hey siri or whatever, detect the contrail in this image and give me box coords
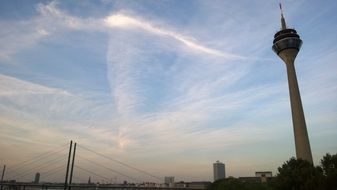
[104,13,242,59]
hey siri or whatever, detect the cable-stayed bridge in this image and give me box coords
[1,141,205,190]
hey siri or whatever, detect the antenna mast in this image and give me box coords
[279,3,287,30]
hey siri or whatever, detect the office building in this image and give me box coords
[213,160,225,181]
[34,172,40,183]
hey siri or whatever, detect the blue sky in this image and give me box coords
[1,0,337,183]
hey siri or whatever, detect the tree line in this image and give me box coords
[209,153,337,190]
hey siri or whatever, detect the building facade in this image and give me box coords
[213,161,225,181]
[255,171,272,178]
[34,172,40,183]
[164,176,174,187]
[255,171,272,183]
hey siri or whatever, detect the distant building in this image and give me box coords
[255,171,272,183]
[238,177,261,183]
[188,182,212,190]
[255,171,272,177]
[175,181,211,190]
[34,172,40,183]
[164,176,174,187]
[239,171,273,183]
[174,181,187,188]
[213,161,225,181]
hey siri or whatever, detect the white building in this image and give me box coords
[255,171,272,177]
[255,171,272,183]
[213,161,225,181]
[164,176,174,187]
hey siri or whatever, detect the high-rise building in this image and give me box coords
[272,4,313,164]
[34,172,40,183]
[213,161,225,181]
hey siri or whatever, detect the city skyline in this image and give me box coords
[1,0,337,182]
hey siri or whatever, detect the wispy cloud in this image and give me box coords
[0,1,243,60]
[104,13,242,58]
[0,73,126,154]
[0,1,101,59]
[0,74,71,96]
[1,0,337,181]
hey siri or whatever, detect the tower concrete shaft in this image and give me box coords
[272,4,313,164]
[279,49,313,164]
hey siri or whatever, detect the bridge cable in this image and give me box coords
[74,165,111,182]
[8,143,68,172]
[76,155,141,183]
[16,155,67,180]
[42,164,68,182]
[7,153,67,180]
[77,145,162,181]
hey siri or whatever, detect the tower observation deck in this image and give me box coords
[272,4,313,164]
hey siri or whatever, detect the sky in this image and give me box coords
[1,0,337,183]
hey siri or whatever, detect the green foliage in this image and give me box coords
[210,177,244,190]
[321,153,337,190]
[274,157,324,190]
[242,181,274,190]
[209,177,274,190]
[209,153,337,190]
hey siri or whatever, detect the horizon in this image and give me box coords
[1,0,337,183]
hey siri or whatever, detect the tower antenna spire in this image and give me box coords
[273,2,313,164]
[279,3,287,30]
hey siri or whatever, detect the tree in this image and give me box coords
[274,157,324,190]
[209,177,274,190]
[209,154,337,190]
[321,153,337,190]
[210,177,244,190]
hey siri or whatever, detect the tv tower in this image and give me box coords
[272,4,313,164]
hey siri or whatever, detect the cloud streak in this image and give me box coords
[104,13,242,58]
[0,1,243,60]
[1,0,337,181]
